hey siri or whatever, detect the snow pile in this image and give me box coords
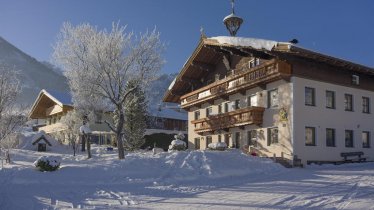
[210,36,278,51]
[208,142,227,150]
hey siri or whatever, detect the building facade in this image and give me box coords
[29,89,187,146]
[163,36,374,165]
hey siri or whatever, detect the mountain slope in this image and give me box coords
[0,37,68,105]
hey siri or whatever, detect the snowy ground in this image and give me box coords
[1,146,374,209]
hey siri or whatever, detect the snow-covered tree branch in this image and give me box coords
[0,64,25,163]
[53,22,165,159]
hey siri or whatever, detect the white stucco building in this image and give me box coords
[163,36,374,166]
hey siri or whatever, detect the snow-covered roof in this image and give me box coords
[209,36,279,51]
[149,108,187,121]
[44,89,73,106]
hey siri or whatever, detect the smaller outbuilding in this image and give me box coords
[31,132,54,152]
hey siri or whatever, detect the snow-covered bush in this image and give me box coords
[34,156,61,172]
[208,142,227,151]
[168,140,186,151]
[168,132,187,151]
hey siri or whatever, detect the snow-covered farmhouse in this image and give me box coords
[163,35,374,166]
[29,89,187,148]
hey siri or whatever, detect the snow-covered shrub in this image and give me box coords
[208,142,227,151]
[168,140,186,151]
[34,156,61,172]
[174,132,185,141]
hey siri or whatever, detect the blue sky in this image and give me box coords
[0,0,373,74]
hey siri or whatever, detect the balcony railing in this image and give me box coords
[191,106,265,134]
[181,59,291,108]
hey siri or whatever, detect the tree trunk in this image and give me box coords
[86,134,91,159]
[81,135,86,152]
[5,150,10,164]
[116,109,125,159]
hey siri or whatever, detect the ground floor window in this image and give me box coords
[362,131,370,148]
[218,134,221,143]
[206,136,212,148]
[247,130,257,147]
[267,127,278,146]
[345,130,354,147]
[326,128,335,147]
[305,127,316,146]
[194,138,200,149]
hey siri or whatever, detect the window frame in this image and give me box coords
[326,90,335,109]
[268,89,279,108]
[345,130,354,148]
[362,97,370,114]
[267,127,279,146]
[305,127,316,146]
[206,107,212,117]
[305,87,316,106]
[344,94,354,111]
[326,128,336,147]
[194,111,200,120]
[362,131,370,148]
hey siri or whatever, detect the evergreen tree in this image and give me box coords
[123,80,147,150]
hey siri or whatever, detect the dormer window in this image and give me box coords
[352,75,359,85]
[249,58,260,68]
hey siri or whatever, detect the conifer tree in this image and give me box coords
[123,80,147,150]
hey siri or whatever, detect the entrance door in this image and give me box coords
[235,132,241,149]
[224,134,230,147]
[194,138,200,150]
[38,143,46,152]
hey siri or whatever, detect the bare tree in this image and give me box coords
[0,64,24,163]
[53,22,165,159]
[59,110,81,156]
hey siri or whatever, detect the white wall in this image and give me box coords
[292,77,374,164]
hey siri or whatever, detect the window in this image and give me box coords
[362,131,370,148]
[218,134,222,143]
[218,104,222,114]
[234,132,241,148]
[305,87,315,106]
[249,58,260,68]
[268,89,278,108]
[247,130,257,147]
[305,127,316,146]
[267,127,278,146]
[206,136,212,148]
[326,128,335,147]
[363,97,370,113]
[194,111,200,120]
[344,94,353,111]
[206,107,212,117]
[326,91,335,109]
[247,94,257,107]
[352,75,360,85]
[234,99,240,110]
[224,102,229,113]
[345,130,354,147]
[95,112,103,124]
[194,138,200,149]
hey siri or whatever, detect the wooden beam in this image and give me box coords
[191,61,215,72]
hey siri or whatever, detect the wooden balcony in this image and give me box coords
[181,59,291,108]
[191,106,265,134]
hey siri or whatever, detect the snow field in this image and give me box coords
[1,146,374,209]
